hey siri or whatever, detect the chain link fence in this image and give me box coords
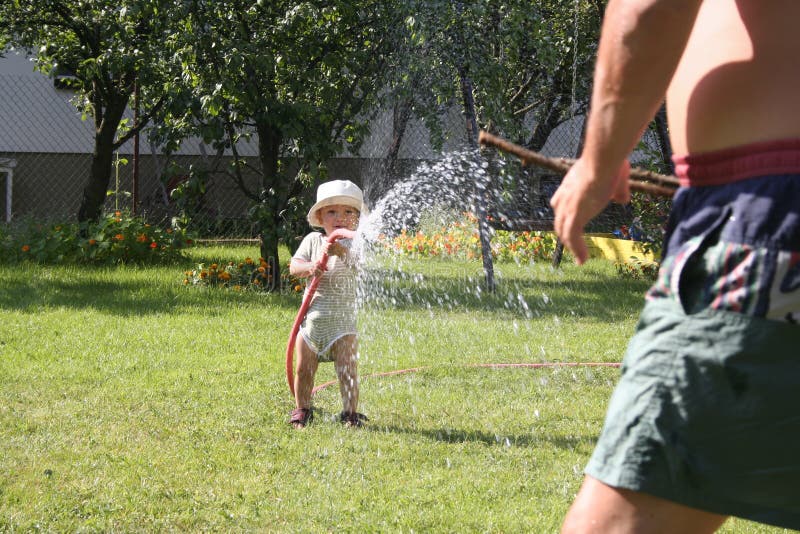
[0,58,668,240]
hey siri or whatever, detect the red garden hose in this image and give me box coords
[286,228,357,397]
[310,362,621,395]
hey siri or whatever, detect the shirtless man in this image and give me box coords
[551,1,800,532]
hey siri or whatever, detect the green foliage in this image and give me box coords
[163,162,209,233]
[158,1,402,187]
[628,129,675,259]
[397,0,603,147]
[0,211,192,265]
[184,255,305,293]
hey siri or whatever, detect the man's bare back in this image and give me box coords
[668,0,800,154]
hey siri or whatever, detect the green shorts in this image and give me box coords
[586,298,800,529]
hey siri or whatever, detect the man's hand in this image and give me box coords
[550,159,630,265]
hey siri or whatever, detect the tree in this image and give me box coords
[1,0,175,223]
[375,1,604,285]
[157,0,403,289]
[392,0,603,151]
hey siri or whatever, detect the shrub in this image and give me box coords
[0,211,192,265]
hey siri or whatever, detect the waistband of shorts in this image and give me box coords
[672,138,800,187]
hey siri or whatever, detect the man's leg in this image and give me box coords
[561,475,727,534]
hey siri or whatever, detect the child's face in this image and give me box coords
[317,204,359,233]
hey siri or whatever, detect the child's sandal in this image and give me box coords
[339,411,368,428]
[289,407,313,429]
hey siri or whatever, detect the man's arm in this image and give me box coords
[550,0,702,264]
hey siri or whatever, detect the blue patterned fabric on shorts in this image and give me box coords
[586,173,800,529]
[647,173,800,323]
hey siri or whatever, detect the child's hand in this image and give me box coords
[326,242,348,259]
[310,260,326,279]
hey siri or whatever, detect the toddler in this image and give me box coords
[288,180,367,429]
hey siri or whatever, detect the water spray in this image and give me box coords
[478,130,679,198]
[285,227,357,397]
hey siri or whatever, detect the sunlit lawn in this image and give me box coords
[0,246,787,532]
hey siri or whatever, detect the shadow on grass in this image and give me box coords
[362,264,650,321]
[287,406,597,451]
[311,365,616,451]
[0,265,301,316]
[366,423,597,451]
[0,255,648,320]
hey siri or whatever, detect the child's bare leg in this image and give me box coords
[332,335,359,414]
[294,337,319,411]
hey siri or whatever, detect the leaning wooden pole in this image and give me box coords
[478,130,679,198]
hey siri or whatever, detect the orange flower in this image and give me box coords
[149,242,157,249]
[136,233,148,243]
[114,211,121,217]
[21,244,30,252]
[114,233,125,241]
[88,239,97,246]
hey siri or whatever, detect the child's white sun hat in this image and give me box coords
[306,179,368,228]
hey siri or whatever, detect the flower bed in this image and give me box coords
[184,257,305,293]
[383,212,558,263]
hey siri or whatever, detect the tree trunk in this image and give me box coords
[77,96,130,222]
[458,65,495,293]
[654,104,674,174]
[256,120,284,291]
[527,61,573,152]
[375,95,414,202]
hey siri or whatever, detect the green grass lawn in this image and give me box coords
[0,246,790,532]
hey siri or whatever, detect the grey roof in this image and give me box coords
[0,73,96,154]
